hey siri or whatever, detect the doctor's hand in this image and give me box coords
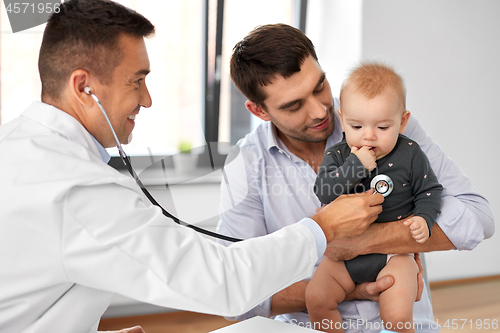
[312,190,383,244]
[98,326,145,333]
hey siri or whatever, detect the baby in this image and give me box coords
[306,63,443,333]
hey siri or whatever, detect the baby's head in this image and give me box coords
[339,62,410,160]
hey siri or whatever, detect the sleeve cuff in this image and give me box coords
[224,297,272,321]
[298,217,327,259]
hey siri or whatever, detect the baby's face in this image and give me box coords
[339,88,409,160]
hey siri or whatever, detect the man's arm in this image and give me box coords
[270,281,308,316]
[357,219,455,256]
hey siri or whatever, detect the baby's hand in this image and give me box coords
[351,146,377,171]
[404,216,430,243]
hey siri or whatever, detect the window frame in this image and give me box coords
[110,0,308,170]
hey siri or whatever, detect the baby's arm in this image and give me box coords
[314,144,370,204]
[351,145,377,171]
[409,143,443,241]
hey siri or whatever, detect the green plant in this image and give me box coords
[178,140,192,153]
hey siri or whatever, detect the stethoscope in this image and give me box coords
[371,174,394,197]
[84,87,242,242]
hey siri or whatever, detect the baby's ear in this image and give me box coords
[337,108,345,130]
[399,110,411,134]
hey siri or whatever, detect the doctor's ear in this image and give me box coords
[245,100,270,121]
[69,70,94,106]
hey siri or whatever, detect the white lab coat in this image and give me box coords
[0,102,321,333]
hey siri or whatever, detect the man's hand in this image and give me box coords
[351,146,377,171]
[312,190,383,243]
[99,326,145,333]
[345,254,424,303]
[414,253,424,302]
[345,275,394,302]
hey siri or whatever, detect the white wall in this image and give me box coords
[308,0,499,282]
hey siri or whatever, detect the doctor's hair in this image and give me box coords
[38,0,155,101]
[230,23,318,109]
[340,62,407,109]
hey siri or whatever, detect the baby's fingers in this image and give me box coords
[411,228,429,243]
[403,217,414,227]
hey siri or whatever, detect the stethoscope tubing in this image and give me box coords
[91,91,242,243]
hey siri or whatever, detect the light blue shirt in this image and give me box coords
[90,135,111,164]
[217,97,494,332]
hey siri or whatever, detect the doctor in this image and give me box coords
[0,1,385,332]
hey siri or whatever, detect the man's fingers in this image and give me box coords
[414,253,424,301]
[416,272,424,302]
[414,253,423,273]
[372,275,394,294]
[316,205,326,214]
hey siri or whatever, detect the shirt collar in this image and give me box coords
[90,135,111,164]
[266,122,281,152]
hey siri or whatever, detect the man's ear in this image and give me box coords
[245,100,270,121]
[399,110,411,134]
[69,69,94,107]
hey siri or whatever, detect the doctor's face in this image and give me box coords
[258,56,335,144]
[93,34,152,147]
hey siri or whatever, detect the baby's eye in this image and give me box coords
[378,126,389,130]
[352,125,361,129]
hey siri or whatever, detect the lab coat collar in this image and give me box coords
[21,101,105,164]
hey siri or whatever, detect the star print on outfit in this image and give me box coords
[314,134,443,283]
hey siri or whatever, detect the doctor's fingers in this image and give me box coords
[321,194,382,239]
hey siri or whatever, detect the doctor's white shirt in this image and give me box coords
[217,97,495,332]
[0,101,329,333]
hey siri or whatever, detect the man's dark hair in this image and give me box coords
[38,0,155,101]
[230,23,318,108]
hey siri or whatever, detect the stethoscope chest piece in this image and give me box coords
[370,174,393,197]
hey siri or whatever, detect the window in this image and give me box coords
[0,0,307,159]
[216,0,307,146]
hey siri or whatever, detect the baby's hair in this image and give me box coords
[340,62,406,109]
